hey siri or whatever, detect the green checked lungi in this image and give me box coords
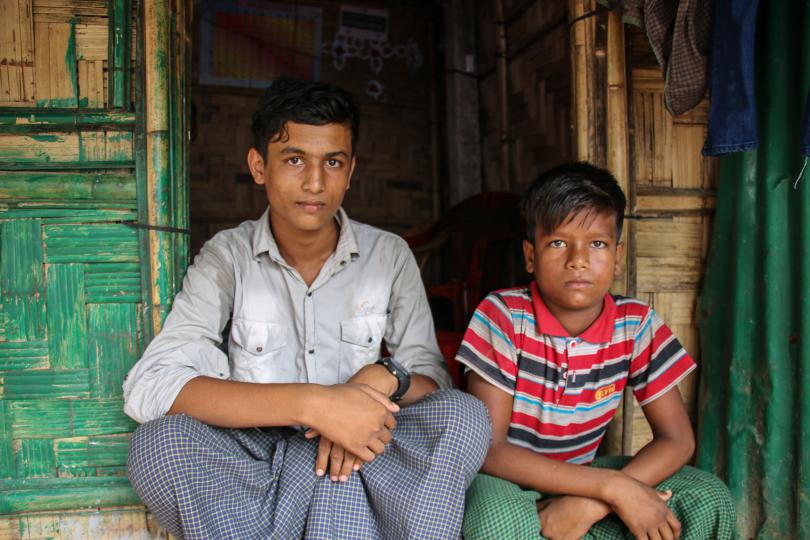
[463,456,735,540]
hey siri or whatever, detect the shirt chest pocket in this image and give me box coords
[339,314,387,382]
[229,319,293,383]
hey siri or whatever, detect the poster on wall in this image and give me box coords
[199,1,322,88]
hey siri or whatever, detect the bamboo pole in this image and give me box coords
[109,0,132,108]
[144,0,174,336]
[494,0,511,191]
[605,10,637,456]
[428,15,441,218]
[568,0,598,163]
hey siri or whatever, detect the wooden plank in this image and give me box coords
[672,124,706,188]
[636,220,704,259]
[45,264,87,369]
[75,23,107,61]
[77,59,105,107]
[55,434,130,472]
[651,94,672,186]
[0,0,21,103]
[5,509,156,539]
[85,263,141,303]
[0,341,49,371]
[636,193,715,213]
[0,133,79,162]
[0,172,136,201]
[50,22,77,106]
[104,131,133,161]
[0,109,136,132]
[17,439,56,478]
[88,303,138,398]
[0,220,46,341]
[44,223,139,263]
[636,256,703,291]
[1,370,90,399]
[70,399,137,436]
[0,208,137,222]
[0,401,13,478]
[19,0,35,103]
[33,21,51,105]
[647,291,698,326]
[10,399,71,438]
[0,477,138,514]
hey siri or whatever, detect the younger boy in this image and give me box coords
[457,163,734,539]
[123,78,490,539]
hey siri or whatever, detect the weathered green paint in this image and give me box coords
[0,160,136,171]
[88,303,138,397]
[69,399,137,436]
[2,371,90,400]
[0,208,137,222]
[85,263,142,303]
[44,224,139,263]
[67,20,79,108]
[109,0,133,109]
[0,110,136,133]
[0,172,136,201]
[9,399,135,440]
[0,478,138,515]
[0,134,131,164]
[0,401,13,478]
[0,220,46,341]
[17,439,56,479]
[45,264,87,370]
[55,435,131,470]
[696,2,810,538]
[9,400,72,439]
[0,341,49,371]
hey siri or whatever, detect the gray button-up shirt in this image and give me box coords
[123,208,451,423]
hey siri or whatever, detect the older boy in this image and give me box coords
[123,78,490,539]
[458,163,734,539]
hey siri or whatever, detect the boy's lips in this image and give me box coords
[565,279,592,289]
[296,201,326,213]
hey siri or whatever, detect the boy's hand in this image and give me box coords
[606,476,681,540]
[346,363,399,397]
[537,495,610,540]
[305,383,398,476]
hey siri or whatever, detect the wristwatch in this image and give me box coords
[375,356,411,402]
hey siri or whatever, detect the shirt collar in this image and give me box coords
[252,207,360,265]
[529,281,616,343]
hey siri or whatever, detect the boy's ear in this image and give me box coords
[614,241,625,275]
[247,148,267,185]
[522,239,536,274]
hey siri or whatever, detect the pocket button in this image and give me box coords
[256,346,263,352]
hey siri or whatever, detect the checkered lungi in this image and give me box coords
[128,389,491,540]
[463,456,735,540]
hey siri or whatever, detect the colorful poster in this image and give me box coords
[199,1,322,88]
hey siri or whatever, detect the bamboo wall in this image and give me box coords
[189,0,439,255]
[475,0,573,193]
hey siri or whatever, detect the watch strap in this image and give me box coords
[375,356,411,402]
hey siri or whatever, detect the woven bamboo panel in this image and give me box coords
[0,508,169,540]
[626,65,717,454]
[0,0,136,108]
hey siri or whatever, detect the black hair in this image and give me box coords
[521,162,626,241]
[251,77,360,158]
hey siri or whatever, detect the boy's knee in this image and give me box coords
[128,414,204,484]
[423,390,492,467]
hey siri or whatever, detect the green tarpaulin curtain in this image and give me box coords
[696,1,810,538]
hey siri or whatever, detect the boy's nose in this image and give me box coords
[302,167,325,193]
[566,247,589,269]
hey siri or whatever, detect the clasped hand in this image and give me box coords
[305,366,399,481]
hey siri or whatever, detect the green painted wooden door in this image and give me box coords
[0,0,189,526]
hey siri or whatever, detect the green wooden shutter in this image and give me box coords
[0,0,189,526]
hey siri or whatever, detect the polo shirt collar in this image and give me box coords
[251,207,360,265]
[529,281,616,343]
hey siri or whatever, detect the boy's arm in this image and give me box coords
[468,372,680,539]
[622,386,695,484]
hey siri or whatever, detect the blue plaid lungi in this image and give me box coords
[127,389,491,539]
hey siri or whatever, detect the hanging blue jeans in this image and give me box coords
[702,0,761,156]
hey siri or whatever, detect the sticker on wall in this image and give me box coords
[339,5,389,42]
[366,79,384,100]
[322,34,422,75]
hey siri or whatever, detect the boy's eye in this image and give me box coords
[287,157,303,165]
[591,240,608,248]
[549,240,566,248]
[326,158,341,168]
